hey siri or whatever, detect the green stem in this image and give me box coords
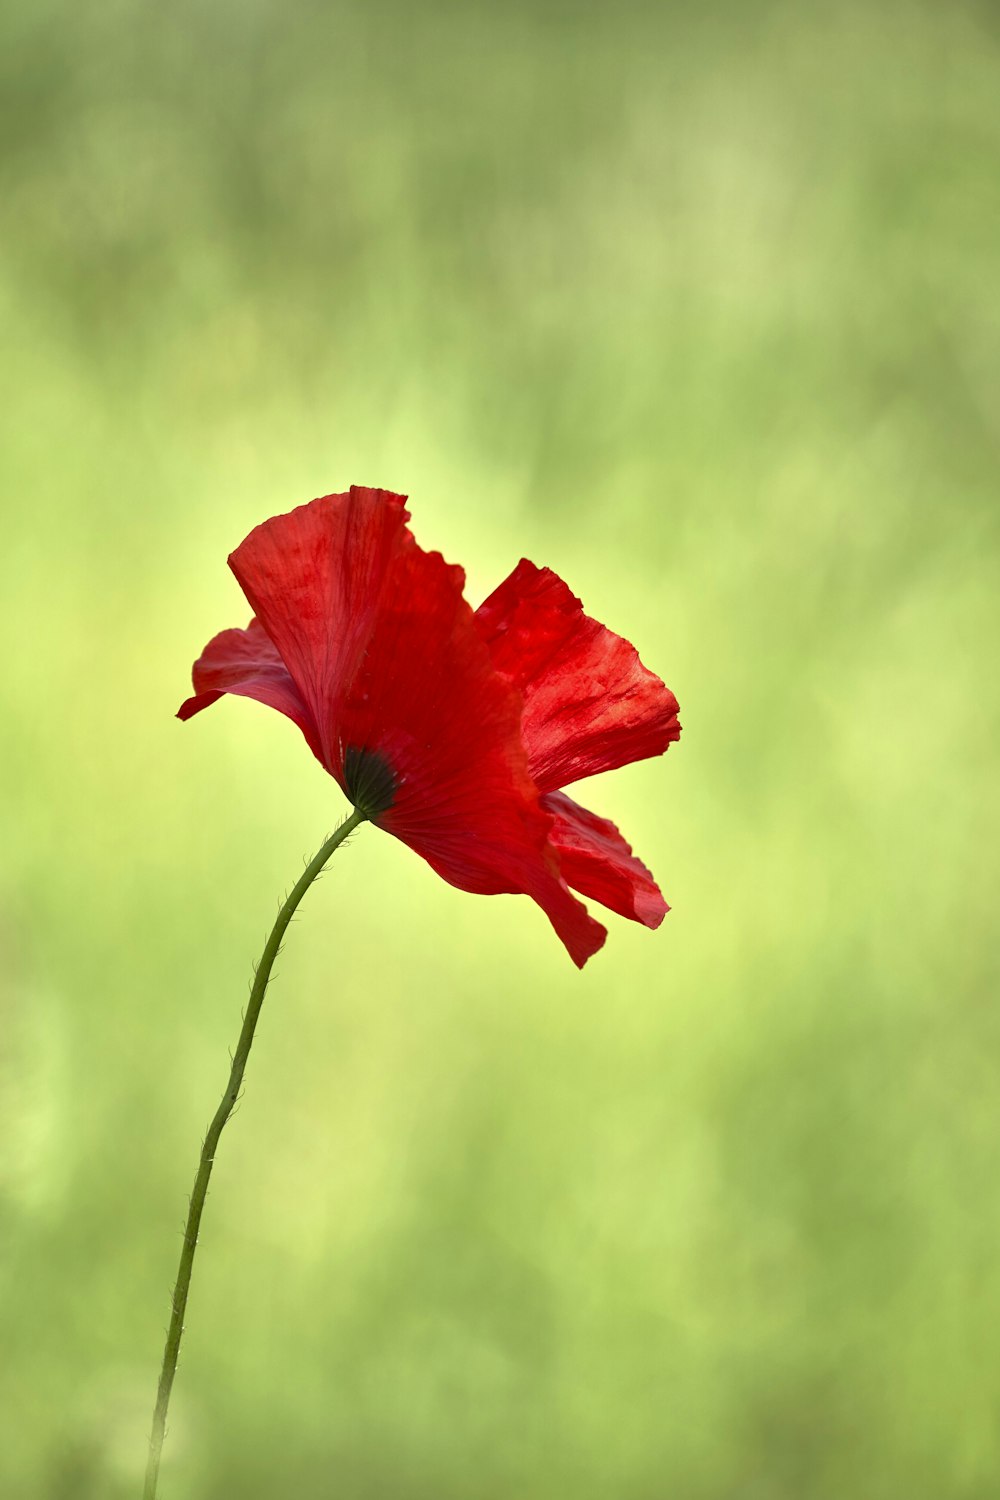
[143,808,366,1500]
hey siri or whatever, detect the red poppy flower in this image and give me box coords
[178,487,680,966]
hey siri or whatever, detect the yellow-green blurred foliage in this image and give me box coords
[2,0,999,1495]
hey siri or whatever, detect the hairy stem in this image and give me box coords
[143,809,366,1499]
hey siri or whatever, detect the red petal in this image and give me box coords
[476,560,680,792]
[228,486,411,767]
[340,532,606,968]
[224,488,606,966]
[543,790,667,929]
[177,618,324,762]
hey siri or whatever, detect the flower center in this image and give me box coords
[343,745,397,819]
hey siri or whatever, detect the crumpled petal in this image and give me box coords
[186,487,606,966]
[177,618,324,762]
[543,790,667,929]
[476,559,680,792]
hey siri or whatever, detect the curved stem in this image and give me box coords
[143,809,366,1500]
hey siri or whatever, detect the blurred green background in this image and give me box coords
[2,0,999,1495]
